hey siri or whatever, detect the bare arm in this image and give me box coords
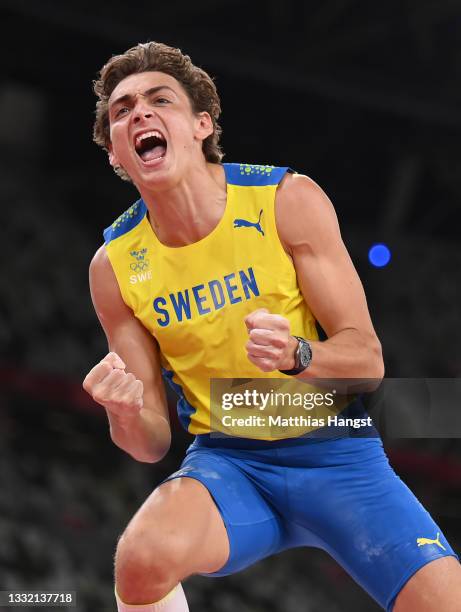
[245,173,384,380]
[83,245,170,462]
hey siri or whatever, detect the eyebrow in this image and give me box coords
[109,85,176,109]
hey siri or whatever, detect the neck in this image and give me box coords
[138,161,226,247]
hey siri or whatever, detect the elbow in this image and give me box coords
[350,329,385,381]
[128,444,171,464]
[142,429,172,463]
[352,337,383,394]
[111,436,171,464]
[131,434,172,464]
[369,337,385,382]
[146,443,171,464]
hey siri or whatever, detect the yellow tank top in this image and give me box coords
[104,163,321,437]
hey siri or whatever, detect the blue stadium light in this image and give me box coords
[368,243,391,268]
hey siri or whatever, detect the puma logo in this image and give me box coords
[233,209,264,236]
[416,532,446,551]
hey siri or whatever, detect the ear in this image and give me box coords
[108,144,119,168]
[195,112,214,142]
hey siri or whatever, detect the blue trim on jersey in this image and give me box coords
[161,368,196,431]
[103,199,147,244]
[103,164,292,244]
[223,163,293,186]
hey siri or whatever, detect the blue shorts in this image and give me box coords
[163,433,458,611]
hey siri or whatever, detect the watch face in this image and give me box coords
[299,341,312,368]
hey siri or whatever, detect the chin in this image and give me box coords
[137,163,177,192]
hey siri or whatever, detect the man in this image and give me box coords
[83,42,460,611]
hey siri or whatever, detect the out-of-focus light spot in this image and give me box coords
[368,243,391,267]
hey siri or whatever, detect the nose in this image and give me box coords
[133,110,152,123]
[133,95,153,123]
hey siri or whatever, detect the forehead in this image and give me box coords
[109,71,185,104]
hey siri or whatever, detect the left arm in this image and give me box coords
[245,173,384,380]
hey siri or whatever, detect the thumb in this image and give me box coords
[104,352,126,370]
[244,308,269,331]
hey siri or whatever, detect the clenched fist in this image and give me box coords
[82,352,143,421]
[244,308,297,372]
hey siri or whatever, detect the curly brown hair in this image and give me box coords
[93,41,223,181]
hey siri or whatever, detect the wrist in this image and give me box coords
[279,336,313,376]
[280,336,299,371]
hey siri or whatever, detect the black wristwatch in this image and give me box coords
[279,336,312,376]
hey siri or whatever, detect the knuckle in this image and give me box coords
[273,315,288,328]
[118,394,131,406]
[250,330,265,344]
[101,353,114,365]
[110,369,125,383]
[99,362,112,377]
[256,313,267,325]
[108,395,123,408]
[122,395,139,410]
[274,335,286,348]
[92,391,105,404]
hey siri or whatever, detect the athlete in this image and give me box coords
[83,42,461,611]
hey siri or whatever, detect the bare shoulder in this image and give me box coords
[89,245,132,324]
[276,172,341,252]
[89,245,118,302]
[90,244,112,278]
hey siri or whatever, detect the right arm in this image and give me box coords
[83,245,171,463]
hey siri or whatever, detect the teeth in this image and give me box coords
[135,130,164,147]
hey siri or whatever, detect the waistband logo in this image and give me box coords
[416,532,446,551]
[233,209,264,236]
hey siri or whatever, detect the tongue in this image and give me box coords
[141,145,166,162]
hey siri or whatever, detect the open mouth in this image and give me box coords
[134,130,167,163]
